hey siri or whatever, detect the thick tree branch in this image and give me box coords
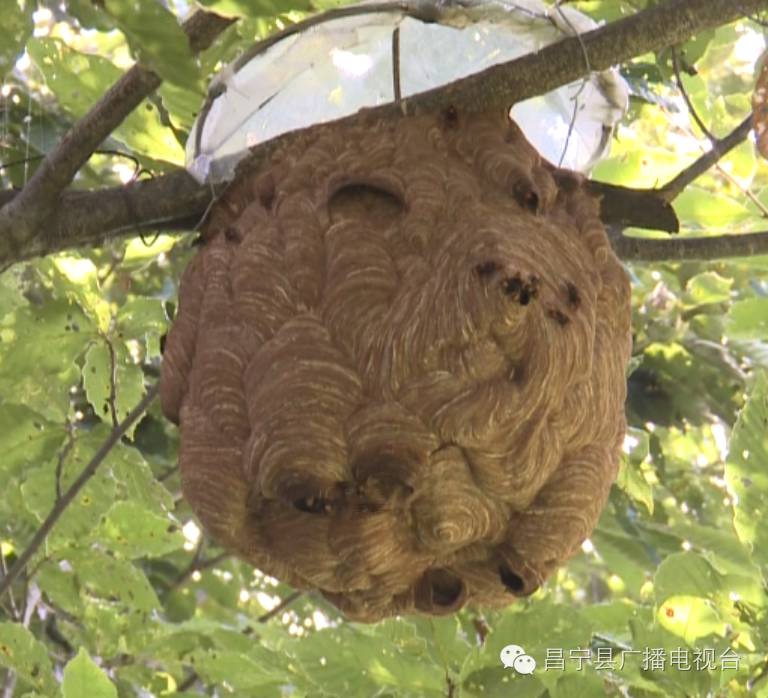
[0,170,212,264]
[0,10,234,259]
[0,0,765,266]
[588,182,679,233]
[0,170,683,266]
[395,0,768,117]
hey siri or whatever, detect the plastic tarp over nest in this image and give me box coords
[161,108,632,622]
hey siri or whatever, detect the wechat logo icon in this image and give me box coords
[500,644,537,675]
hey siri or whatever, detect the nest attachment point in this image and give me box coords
[161,108,632,622]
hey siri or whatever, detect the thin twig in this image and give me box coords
[53,425,75,501]
[176,671,199,693]
[671,46,716,143]
[102,333,119,428]
[659,115,753,201]
[552,3,592,167]
[0,149,143,177]
[0,384,159,601]
[662,66,767,215]
[392,27,404,114]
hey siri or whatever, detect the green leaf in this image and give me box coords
[27,37,184,164]
[287,624,445,696]
[36,560,84,616]
[65,0,116,30]
[674,187,751,229]
[656,596,726,643]
[0,404,64,480]
[727,298,768,340]
[472,602,592,693]
[109,441,175,512]
[684,271,732,307]
[0,298,94,421]
[43,257,112,332]
[116,297,169,360]
[409,616,472,673]
[725,371,768,572]
[21,427,118,547]
[552,671,606,698]
[62,648,117,698]
[63,548,161,613]
[197,0,313,18]
[101,0,202,91]
[0,1,33,77]
[654,552,724,603]
[185,649,284,693]
[592,524,654,595]
[0,623,57,696]
[616,456,654,514]
[94,500,183,558]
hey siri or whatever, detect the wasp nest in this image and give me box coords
[161,109,632,622]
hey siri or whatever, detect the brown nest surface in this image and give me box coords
[161,108,632,622]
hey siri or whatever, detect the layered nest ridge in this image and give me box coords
[161,109,632,622]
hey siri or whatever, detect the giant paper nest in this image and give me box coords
[161,108,632,622]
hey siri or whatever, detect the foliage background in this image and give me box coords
[0,1,767,696]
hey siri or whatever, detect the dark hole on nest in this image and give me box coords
[328,182,405,226]
[499,564,525,594]
[475,260,499,277]
[442,104,459,129]
[224,226,242,244]
[417,568,465,610]
[513,180,540,214]
[565,281,581,309]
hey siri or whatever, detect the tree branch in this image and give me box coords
[0,384,159,601]
[658,115,754,200]
[588,182,679,233]
[611,230,768,261]
[395,0,768,116]
[0,0,764,266]
[0,10,234,259]
[0,170,211,266]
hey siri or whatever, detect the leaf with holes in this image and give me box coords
[92,500,183,559]
[0,623,57,696]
